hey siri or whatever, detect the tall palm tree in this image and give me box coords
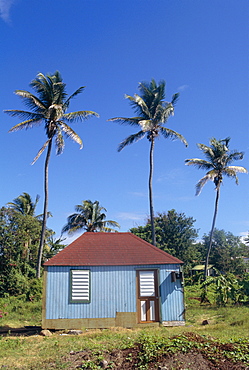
[108,79,188,246]
[5,71,99,278]
[185,137,247,280]
[7,192,40,217]
[62,200,120,234]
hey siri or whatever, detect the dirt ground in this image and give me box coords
[63,348,248,369]
[61,333,248,370]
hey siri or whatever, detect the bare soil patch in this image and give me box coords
[60,332,248,370]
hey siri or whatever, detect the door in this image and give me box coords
[137,270,159,323]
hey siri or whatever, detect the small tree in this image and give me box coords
[203,229,248,275]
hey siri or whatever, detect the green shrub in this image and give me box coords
[26,278,43,301]
[4,268,30,296]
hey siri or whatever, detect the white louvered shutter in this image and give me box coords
[71,270,90,301]
[139,271,155,297]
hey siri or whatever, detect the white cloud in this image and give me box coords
[117,212,146,221]
[0,0,16,23]
[177,85,189,92]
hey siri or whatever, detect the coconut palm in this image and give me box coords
[5,71,99,278]
[108,79,187,245]
[185,137,247,280]
[7,192,40,217]
[62,200,120,234]
[7,192,51,220]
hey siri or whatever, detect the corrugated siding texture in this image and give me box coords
[159,265,184,321]
[45,264,184,322]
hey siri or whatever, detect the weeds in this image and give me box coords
[0,288,248,369]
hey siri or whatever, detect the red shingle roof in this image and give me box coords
[44,232,183,266]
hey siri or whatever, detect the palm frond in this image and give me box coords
[15,90,47,111]
[30,73,54,107]
[7,192,40,216]
[5,109,43,121]
[139,80,166,104]
[195,172,216,195]
[118,130,145,152]
[63,110,99,122]
[8,117,43,132]
[159,102,174,122]
[53,82,67,105]
[226,151,244,163]
[139,80,166,117]
[124,94,135,102]
[226,165,248,174]
[160,127,188,146]
[61,212,86,234]
[171,93,180,106]
[64,86,85,108]
[32,139,51,164]
[185,158,213,170]
[223,166,248,184]
[124,94,148,117]
[133,94,151,118]
[104,220,120,228]
[59,121,83,148]
[101,227,119,233]
[197,143,215,161]
[107,116,142,126]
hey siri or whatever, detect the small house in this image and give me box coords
[42,232,185,329]
[191,264,215,277]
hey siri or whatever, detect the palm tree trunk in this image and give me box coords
[36,139,52,278]
[204,187,220,280]
[149,137,156,246]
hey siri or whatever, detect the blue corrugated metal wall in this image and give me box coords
[45,264,184,322]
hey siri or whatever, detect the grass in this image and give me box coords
[0,287,249,369]
[0,295,41,327]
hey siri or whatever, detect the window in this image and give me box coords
[70,269,90,303]
[139,270,156,297]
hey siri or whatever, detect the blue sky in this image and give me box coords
[0,0,248,244]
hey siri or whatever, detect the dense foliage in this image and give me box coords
[131,209,200,274]
[0,204,65,298]
[130,209,249,277]
[203,229,248,275]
